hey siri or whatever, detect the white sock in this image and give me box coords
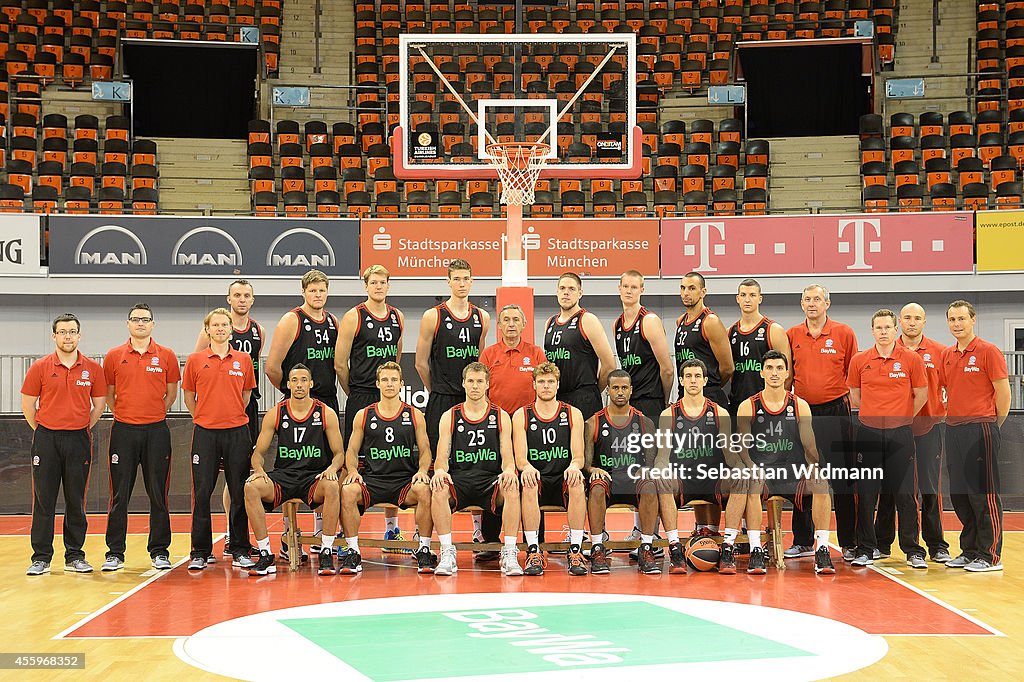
[419,536,430,550]
[696,524,709,532]
[257,537,271,551]
[504,536,517,549]
[282,516,291,532]
[386,516,399,532]
[723,528,739,545]
[709,525,719,533]
[748,530,762,548]
[641,534,654,545]
[525,531,539,547]
[569,529,584,546]
[346,537,360,554]
[439,533,453,549]
[314,511,324,534]
[814,530,830,550]
[472,514,483,533]
[322,535,336,550]
[667,529,679,544]
[633,512,642,529]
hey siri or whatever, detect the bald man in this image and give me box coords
[875,304,950,563]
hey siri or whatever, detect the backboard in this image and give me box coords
[392,33,641,179]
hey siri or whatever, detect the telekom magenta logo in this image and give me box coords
[837,218,881,270]
[682,221,727,272]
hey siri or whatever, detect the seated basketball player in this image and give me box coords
[585,369,659,575]
[340,362,436,574]
[244,365,345,576]
[654,359,735,575]
[513,362,588,576]
[430,362,523,576]
[722,351,836,575]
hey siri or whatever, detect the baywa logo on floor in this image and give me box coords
[175,593,887,681]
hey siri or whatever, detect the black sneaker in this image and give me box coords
[567,545,588,576]
[523,545,545,576]
[339,550,362,574]
[318,548,336,576]
[747,547,767,574]
[247,550,276,576]
[814,546,836,575]
[415,547,437,574]
[668,541,687,574]
[589,543,610,574]
[718,544,737,574]
[637,543,661,574]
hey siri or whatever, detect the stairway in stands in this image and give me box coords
[154,138,250,214]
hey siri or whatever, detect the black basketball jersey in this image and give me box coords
[281,307,339,400]
[544,309,598,393]
[748,391,804,467]
[674,308,723,388]
[360,402,419,478]
[273,399,331,475]
[614,308,662,400]
[668,398,725,466]
[449,403,503,478]
[349,303,403,392]
[524,401,574,477]
[231,318,263,400]
[593,407,648,472]
[429,303,483,396]
[728,316,774,407]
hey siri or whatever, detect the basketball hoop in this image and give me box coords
[485,141,550,206]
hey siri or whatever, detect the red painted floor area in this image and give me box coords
[28,513,999,640]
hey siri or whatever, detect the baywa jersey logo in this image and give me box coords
[278,444,323,460]
[368,445,412,461]
[172,226,243,267]
[453,448,498,464]
[74,224,149,266]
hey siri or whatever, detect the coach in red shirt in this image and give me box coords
[183,308,257,571]
[21,313,106,576]
[101,303,181,572]
[786,284,859,558]
[941,300,1010,572]
[480,304,548,415]
[847,308,927,567]
[873,303,951,564]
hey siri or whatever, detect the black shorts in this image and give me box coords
[426,392,464,452]
[631,396,666,423]
[359,475,414,509]
[589,477,641,509]
[557,385,603,420]
[264,469,322,511]
[526,473,571,508]
[345,387,379,446]
[449,474,502,513]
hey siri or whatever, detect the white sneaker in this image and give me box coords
[964,558,1003,572]
[625,527,642,557]
[435,546,458,576]
[500,546,523,576]
[64,559,94,573]
[101,555,124,571]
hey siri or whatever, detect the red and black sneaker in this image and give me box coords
[524,545,546,576]
[668,541,687,574]
[637,543,662,574]
[814,546,836,575]
[746,546,767,575]
[317,547,336,576]
[590,544,610,575]
[718,544,737,575]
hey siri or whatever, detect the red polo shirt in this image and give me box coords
[896,335,946,435]
[182,347,257,429]
[103,339,181,424]
[787,317,858,405]
[847,344,927,429]
[479,339,548,415]
[942,336,1008,425]
[22,352,105,430]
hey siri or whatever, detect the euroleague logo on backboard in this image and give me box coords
[172,227,243,268]
[74,224,149,266]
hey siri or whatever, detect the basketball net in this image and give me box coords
[485,141,550,206]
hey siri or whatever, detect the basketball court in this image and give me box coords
[3,509,1021,680]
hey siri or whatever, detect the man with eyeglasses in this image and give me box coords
[22,313,106,576]
[101,304,181,572]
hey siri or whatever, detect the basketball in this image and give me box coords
[685,536,721,572]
